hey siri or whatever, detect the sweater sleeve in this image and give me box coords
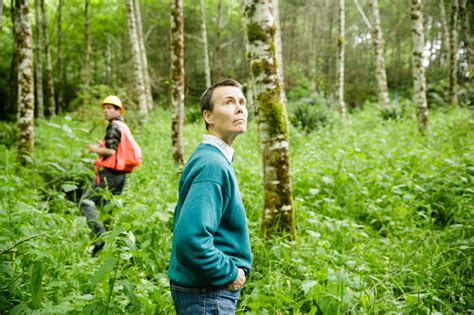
[173,180,238,286]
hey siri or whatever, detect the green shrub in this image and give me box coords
[185,105,203,124]
[289,93,336,132]
[0,121,17,148]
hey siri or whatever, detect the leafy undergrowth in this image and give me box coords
[1,105,473,314]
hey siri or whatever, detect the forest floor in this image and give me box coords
[1,105,473,314]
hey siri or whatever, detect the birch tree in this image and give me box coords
[369,0,390,107]
[83,0,91,107]
[34,0,44,118]
[459,0,471,78]
[134,0,153,110]
[449,0,458,105]
[199,0,211,87]
[439,0,450,62]
[273,0,287,104]
[337,0,346,117]
[15,0,35,165]
[105,36,112,85]
[215,0,223,79]
[170,0,185,166]
[40,0,55,116]
[56,0,63,113]
[244,0,296,240]
[410,0,429,134]
[125,0,148,119]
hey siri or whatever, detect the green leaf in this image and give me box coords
[61,183,78,193]
[302,280,318,295]
[30,261,45,309]
[107,225,125,242]
[123,281,142,311]
[91,257,117,287]
[48,162,66,173]
[9,303,31,315]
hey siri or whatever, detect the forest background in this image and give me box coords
[0,0,473,313]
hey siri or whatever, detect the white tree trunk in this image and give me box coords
[370,0,390,107]
[34,0,44,118]
[15,0,35,165]
[170,0,185,166]
[199,0,211,87]
[215,0,223,79]
[56,0,63,113]
[439,0,450,62]
[134,0,153,111]
[272,0,287,104]
[105,36,112,85]
[410,0,429,134]
[459,0,471,78]
[244,0,295,240]
[449,0,459,105]
[41,0,55,117]
[125,0,148,119]
[83,0,91,108]
[337,0,346,117]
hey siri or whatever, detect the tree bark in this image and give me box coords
[459,0,472,79]
[370,0,390,107]
[125,0,148,120]
[0,0,3,25]
[337,0,346,117]
[15,0,35,165]
[9,1,19,119]
[170,0,185,166]
[244,0,296,240]
[272,0,287,104]
[438,0,450,63]
[56,0,63,114]
[199,0,211,87]
[34,0,44,118]
[449,0,458,105]
[83,0,91,108]
[40,0,55,117]
[410,0,429,134]
[215,0,224,79]
[324,0,335,96]
[105,36,112,85]
[134,0,153,110]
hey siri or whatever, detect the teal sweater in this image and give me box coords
[168,143,252,287]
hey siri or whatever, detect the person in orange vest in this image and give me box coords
[80,95,140,255]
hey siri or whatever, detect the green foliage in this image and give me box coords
[286,64,314,101]
[0,121,18,148]
[289,93,337,132]
[427,79,450,109]
[366,96,415,121]
[185,104,203,124]
[1,106,473,313]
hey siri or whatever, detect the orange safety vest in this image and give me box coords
[95,120,142,184]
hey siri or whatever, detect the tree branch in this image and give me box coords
[353,0,372,30]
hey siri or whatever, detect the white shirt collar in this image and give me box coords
[202,134,234,163]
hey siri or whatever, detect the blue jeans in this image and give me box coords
[170,281,241,315]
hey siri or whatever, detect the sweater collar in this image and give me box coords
[202,134,234,163]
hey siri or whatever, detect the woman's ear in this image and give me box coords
[203,110,213,126]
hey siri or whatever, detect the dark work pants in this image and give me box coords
[80,168,126,236]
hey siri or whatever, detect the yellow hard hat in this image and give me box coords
[99,95,125,113]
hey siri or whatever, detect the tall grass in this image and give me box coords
[0,106,472,313]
